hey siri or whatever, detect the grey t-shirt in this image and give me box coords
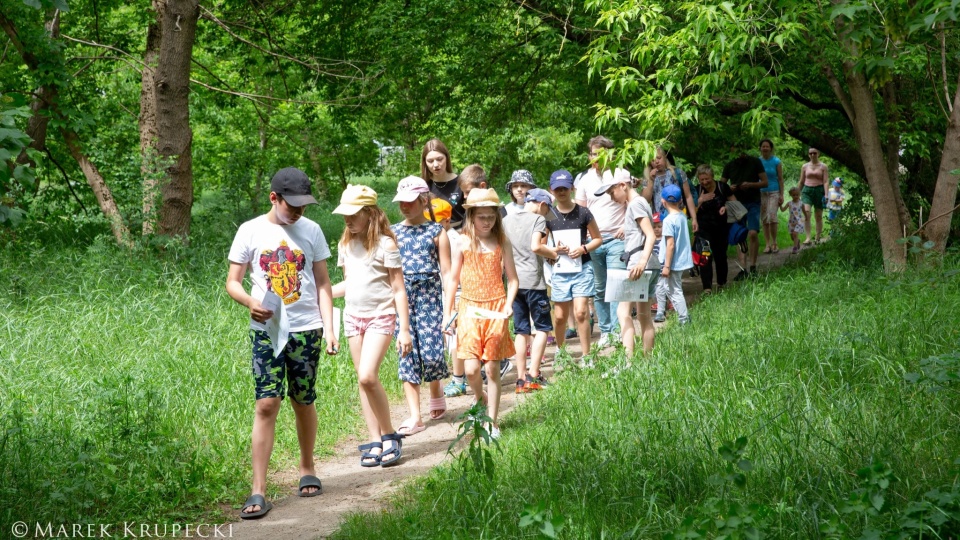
[503,210,547,290]
[624,196,662,271]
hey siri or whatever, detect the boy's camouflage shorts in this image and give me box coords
[250,329,323,404]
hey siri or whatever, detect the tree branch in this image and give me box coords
[43,146,89,214]
[247,0,290,99]
[197,5,370,81]
[785,90,847,114]
[61,35,368,106]
[822,63,855,123]
[511,0,596,46]
[941,24,952,113]
[914,201,960,235]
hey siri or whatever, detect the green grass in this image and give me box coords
[331,252,960,538]
[0,187,408,528]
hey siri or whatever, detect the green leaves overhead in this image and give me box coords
[585,0,807,163]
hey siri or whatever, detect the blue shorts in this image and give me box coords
[513,289,553,335]
[550,262,595,302]
[744,202,761,232]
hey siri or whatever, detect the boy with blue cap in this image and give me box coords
[503,188,559,392]
[655,184,692,325]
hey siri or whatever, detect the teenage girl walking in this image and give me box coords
[332,185,412,468]
[443,188,519,439]
[391,177,452,435]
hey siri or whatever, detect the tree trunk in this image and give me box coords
[151,0,198,239]
[12,11,59,194]
[842,62,908,271]
[139,22,160,235]
[924,85,960,251]
[880,80,912,231]
[61,128,133,248]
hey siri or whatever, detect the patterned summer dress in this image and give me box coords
[457,244,516,363]
[787,200,805,234]
[392,221,449,384]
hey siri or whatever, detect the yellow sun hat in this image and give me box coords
[332,184,378,215]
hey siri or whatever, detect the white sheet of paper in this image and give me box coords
[261,291,290,358]
[462,306,509,319]
[605,268,653,303]
[551,229,583,274]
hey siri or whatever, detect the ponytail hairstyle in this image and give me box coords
[422,193,436,223]
[339,205,397,255]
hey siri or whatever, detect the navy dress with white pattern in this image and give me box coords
[391,221,449,384]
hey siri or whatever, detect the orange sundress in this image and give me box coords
[457,245,516,363]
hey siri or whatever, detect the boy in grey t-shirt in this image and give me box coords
[503,188,559,392]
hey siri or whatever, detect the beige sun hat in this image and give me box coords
[333,184,378,215]
[462,188,503,208]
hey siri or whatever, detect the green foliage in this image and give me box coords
[0,93,35,227]
[519,501,567,539]
[904,351,960,392]
[820,459,960,539]
[666,437,766,540]
[449,402,500,481]
[585,0,809,166]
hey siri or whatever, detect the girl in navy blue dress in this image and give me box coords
[391,176,452,435]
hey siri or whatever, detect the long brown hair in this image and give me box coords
[339,205,397,254]
[420,138,453,183]
[461,206,508,253]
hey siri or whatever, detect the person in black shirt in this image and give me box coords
[721,143,768,280]
[420,139,466,229]
[547,170,603,355]
[694,164,736,291]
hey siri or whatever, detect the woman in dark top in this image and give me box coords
[420,139,465,229]
[694,164,736,292]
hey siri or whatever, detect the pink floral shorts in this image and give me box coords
[344,313,397,337]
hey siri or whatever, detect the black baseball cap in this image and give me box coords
[271,167,318,206]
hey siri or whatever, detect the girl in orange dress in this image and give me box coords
[442,188,518,439]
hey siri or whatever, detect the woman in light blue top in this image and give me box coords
[759,139,784,253]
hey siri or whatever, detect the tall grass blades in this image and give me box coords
[332,260,960,539]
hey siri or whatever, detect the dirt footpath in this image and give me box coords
[227,248,796,539]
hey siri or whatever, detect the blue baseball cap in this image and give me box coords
[662,184,682,204]
[550,170,574,190]
[525,188,558,221]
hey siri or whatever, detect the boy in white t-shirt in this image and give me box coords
[226,167,338,520]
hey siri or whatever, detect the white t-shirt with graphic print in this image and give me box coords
[228,214,331,332]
